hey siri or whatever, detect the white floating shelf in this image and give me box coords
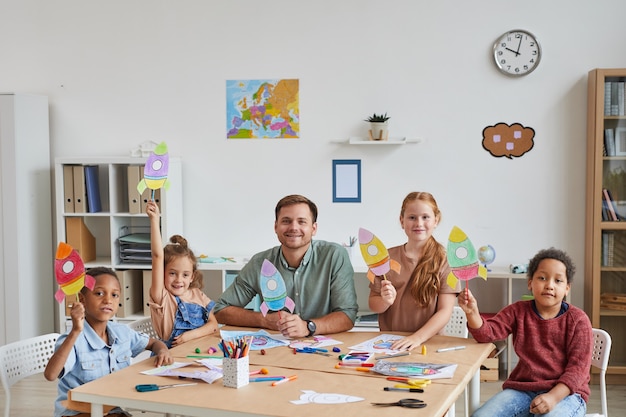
[336,137,422,145]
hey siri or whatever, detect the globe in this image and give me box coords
[478,245,496,271]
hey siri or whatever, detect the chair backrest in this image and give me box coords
[127,317,158,340]
[0,332,60,417]
[587,328,611,417]
[443,306,468,338]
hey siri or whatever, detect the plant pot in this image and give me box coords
[369,121,389,141]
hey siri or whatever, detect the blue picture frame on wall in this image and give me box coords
[332,159,361,203]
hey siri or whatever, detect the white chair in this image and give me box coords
[442,306,469,417]
[127,317,158,340]
[586,328,612,417]
[127,317,159,364]
[0,332,60,417]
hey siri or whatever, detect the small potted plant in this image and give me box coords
[364,112,390,141]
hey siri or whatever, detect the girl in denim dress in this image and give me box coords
[147,200,218,347]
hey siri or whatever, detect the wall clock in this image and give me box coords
[493,29,541,77]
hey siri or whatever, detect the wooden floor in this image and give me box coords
[1,375,625,416]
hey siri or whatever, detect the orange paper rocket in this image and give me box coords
[54,242,95,304]
[358,228,401,283]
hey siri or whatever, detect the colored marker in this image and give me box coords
[186,355,223,359]
[376,351,410,360]
[436,346,466,353]
[336,362,374,367]
[250,376,286,382]
[384,387,424,393]
[272,375,298,386]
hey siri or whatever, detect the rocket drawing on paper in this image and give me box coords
[259,259,295,317]
[137,141,170,200]
[290,390,364,405]
[54,242,95,304]
[446,226,487,289]
[358,227,401,283]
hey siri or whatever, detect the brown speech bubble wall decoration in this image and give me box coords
[482,123,535,159]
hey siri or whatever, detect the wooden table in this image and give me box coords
[70,328,494,417]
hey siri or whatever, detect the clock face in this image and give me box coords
[493,30,541,77]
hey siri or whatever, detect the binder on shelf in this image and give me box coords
[117,270,143,318]
[139,170,151,213]
[63,165,75,213]
[72,165,87,213]
[127,165,142,214]
[138,168,162,213]
[65,217,96,262]
[84,165,102,213]
[143,270,152,316]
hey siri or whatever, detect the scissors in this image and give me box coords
[135,383,197,392]
[371,398,427,408]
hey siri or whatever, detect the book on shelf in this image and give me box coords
[602,188,620,221]
[84,165,102,213]
[604,129,616,156]
[605,81,612,116]
[602,231,615,267]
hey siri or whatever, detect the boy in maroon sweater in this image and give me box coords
[458,247,592,417]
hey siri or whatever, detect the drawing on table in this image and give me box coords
[290,390,364,405]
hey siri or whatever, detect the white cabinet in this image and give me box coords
[53,157,183,332]
[0,93,53,344]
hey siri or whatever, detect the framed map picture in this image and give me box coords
[226,79,299,139]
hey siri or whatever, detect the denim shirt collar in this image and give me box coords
[83,321,118,349]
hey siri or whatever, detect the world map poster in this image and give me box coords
[226,79,299,139]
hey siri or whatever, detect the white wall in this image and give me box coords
[3,0,626,309]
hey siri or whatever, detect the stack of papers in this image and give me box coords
[118,231,151,264]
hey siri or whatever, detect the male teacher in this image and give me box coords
[214,194,358,337]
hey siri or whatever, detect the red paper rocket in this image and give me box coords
[54,242,95,304]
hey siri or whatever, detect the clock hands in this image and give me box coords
[515,35,523,55]
[505,47,520,56]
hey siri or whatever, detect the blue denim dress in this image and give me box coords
[165,297,215,348]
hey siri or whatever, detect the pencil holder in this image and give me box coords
[222,356,249,388]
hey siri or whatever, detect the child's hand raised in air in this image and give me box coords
[146,200,160,220]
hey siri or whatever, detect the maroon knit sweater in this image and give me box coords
[469,300,593,402]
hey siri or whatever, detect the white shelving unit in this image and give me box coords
[53,156,183,332]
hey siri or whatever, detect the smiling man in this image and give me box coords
[214,194,358,337]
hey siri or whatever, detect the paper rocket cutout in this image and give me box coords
[137,141,170,196]
[446,226,487,288]
[259,259,295,316]
[358,227,401,283]
[290,390,364,405]
[54,242,95,304]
